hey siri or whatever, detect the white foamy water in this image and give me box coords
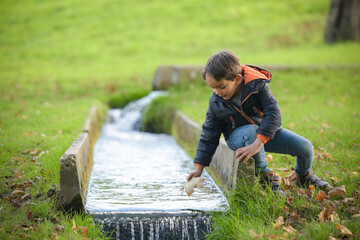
[85,91,228,213]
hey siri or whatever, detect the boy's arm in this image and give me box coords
[193,105,222,167]
[256,81,282,139]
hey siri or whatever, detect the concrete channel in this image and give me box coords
[59,66,255,239]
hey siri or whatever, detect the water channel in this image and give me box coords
[85,92,229,239]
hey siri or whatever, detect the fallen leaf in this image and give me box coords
[286,196,294,206]
[342,198,355,204]
[288,122,295,130]
[78,226,88,236]
[248,229,264,239]
[26,210,33,220]
[328,185,346,197]
[309,185,315,192]
[349,172,358,177]
[336,223,352,237]
[316,190,328,201]
[321,123,330,128]
[329,213,340,223]
[282,225,296,234]
[54,225,65,232]
[72,219,78,231]
[287,211,301,225]
[30,148,39,155]
[352,214,360,219]
[180,177,205,197]
[11,189,24,196]
[274,216,284,229]
[318,209,326,222]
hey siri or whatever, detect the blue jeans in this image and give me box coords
[226,125,313,176]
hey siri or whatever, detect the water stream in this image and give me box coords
[85,92,229,239]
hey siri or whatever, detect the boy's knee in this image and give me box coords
[299,140,314,157]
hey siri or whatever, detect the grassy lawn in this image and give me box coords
[0,0,359,239]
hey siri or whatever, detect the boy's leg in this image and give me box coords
[264,128,330,190]
[226,125,284,195]
[226,124,271,175]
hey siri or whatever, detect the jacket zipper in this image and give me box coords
[229,116,236,129]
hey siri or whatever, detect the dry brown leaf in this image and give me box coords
[318,209,326,223]
[336,223,352,237]
[72,219,78,231]
[349,172,358,177]
[180,177,205,197]
[78,226,88,236]
[328,213,340,223]
[287,211,301,225]
[328,185,346,197]
[11,188,24,196]
[288,122,295,130]
[26,210,33,220]
[342,198,355,204]
[286,196,294,206]
[316,190,328,201]
[30,148,40,155]
[54,225,65,232]
[248,229,264,239]
[282,225,296,234]
[275,216,284,229]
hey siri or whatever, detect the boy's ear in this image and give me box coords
[235,74,242,84]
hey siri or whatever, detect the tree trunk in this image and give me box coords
[324,0,360,43]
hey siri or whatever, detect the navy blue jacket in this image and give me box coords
[194,65,282,166]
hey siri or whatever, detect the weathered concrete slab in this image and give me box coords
[172,112,255,190]
[59,133,91,211]
[153,65,203,90]
[59,106,103,211]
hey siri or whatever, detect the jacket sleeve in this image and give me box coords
[256,81,282,139]
[193,104,222,166]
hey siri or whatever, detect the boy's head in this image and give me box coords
[202,49,242,81]
[202,50,243,100]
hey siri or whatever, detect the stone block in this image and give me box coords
[59,133,92,211]
[172,112,201,145]
[152,65,203,90]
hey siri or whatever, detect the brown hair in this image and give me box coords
[202,49,242,81]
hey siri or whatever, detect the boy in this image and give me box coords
[186,50,330,195]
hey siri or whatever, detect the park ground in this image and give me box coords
[1,0,360,239]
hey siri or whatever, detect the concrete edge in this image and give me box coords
[59,106,103,212]
[171,111,255,191]
[152,64,360,90]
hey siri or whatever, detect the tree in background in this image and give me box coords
[325,0,360,43]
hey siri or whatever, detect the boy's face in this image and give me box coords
[205,73,242,100]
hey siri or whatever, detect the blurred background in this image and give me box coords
[1,0,359,100]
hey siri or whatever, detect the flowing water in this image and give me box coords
[85,92,229,239]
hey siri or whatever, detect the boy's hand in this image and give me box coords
[235,138,264,163]
[186,164,205,182]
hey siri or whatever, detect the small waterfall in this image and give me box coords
[86,92,228,239]
[93,214,212,240]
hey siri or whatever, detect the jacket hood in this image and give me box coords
[241,65,272,84]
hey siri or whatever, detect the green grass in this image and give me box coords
[0,0,360,238]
